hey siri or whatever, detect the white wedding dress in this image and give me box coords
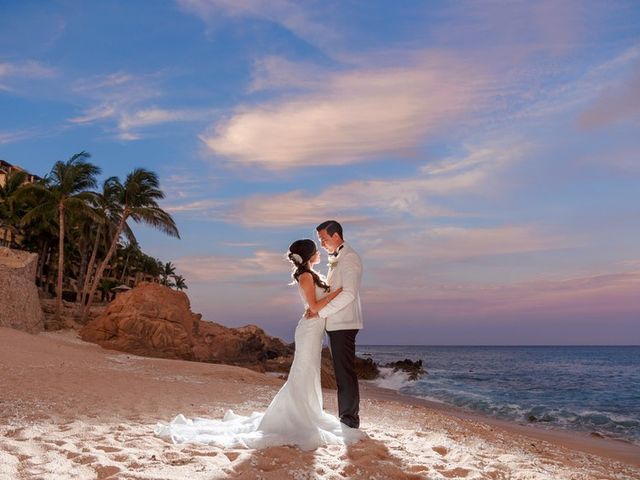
[154,285,363,451]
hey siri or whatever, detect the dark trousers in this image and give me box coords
[327,329,360,428]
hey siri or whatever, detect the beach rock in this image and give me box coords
[81,282,294,371]
[0,247,44,333]
[81,282,198,360]
[192,321,293,369]
[384,358,427,381]
[355,356,380,380]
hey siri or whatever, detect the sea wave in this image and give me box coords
[358,345,640,444]
[371,367,415,391]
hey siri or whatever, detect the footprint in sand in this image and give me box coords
[183,448,219,457]
[407,464,429,473]
[432,445,448,457]
[438,466,471,478]
[224,451,241,462]
[162,452,194,466]
[95,445,121,453]
[73,454,98,465]
[94,464,120,479]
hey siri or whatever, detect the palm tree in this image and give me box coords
[117,240,141,283]
[173,274,188,291]
[78,179,136,314]
[81,168,179,321]
[21,152,100,322]
[160,261,176,286]
[0,169,28,246]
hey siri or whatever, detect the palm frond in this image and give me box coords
[128,206,180,238]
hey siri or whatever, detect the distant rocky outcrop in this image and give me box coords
[0,247,44,333]
[384,358,427,381]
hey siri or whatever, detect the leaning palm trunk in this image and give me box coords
[78,224,102,317]
[55,203,65,323]
[82,215,126,322]
[76,242,89,302]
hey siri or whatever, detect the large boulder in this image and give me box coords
[80,282,198,359]
[0,247,44,333]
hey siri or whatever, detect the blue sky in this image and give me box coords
[2,0,639,344]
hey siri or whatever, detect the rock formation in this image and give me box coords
[78,282,413,389]
[81,282,201,359]
[80,282,295,371]
[384,358,427,381]
[0,247,44,333]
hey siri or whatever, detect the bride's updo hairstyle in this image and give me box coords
[287,239,330,292]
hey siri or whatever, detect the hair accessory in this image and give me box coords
[288,252,303,264]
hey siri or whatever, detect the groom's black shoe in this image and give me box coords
[340,417,359,429]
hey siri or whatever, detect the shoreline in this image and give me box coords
[2,326,639,479]
[360,382,640,467]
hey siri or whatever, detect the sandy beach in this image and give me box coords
[1,326,638,480]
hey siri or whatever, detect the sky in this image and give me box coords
[1,0,639,345]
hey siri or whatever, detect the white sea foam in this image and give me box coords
[372,367,414,391]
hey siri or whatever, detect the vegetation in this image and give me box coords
[0,154,186,322]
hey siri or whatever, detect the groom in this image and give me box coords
[308,220,363,429]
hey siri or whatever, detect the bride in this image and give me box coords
[155,239,364,450]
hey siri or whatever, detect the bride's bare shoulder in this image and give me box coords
[298,271,313,283]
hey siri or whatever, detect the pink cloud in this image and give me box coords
[174,250,287,282]
[363,269,640,326]
[577,60,640,128]
[201,54,490,169]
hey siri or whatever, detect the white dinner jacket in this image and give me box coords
[318,242,363,331]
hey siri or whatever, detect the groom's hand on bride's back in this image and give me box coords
[305,308,319,319]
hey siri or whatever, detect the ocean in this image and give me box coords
[357,345,640,444]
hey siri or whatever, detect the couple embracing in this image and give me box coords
[156,220,365,450]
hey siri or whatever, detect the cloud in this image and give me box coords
[512,44,640,124]
[0,60,57,79]
[364,225,569,264]
[432,0,594,58]
[174,249,287,282]
[164,199,225,215]
[362,266,640,324]
[248,56,332,93]
[177,0,339,53]
[210,140,526,227]
[68,105,117,124]
[576,59,640,128]
[118,108,212,131]
[68,72,213,140]
[201,54,490,169]
[159,168,219,202]
[0,129,40,145]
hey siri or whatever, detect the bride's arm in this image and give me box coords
[299,273,342,314]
